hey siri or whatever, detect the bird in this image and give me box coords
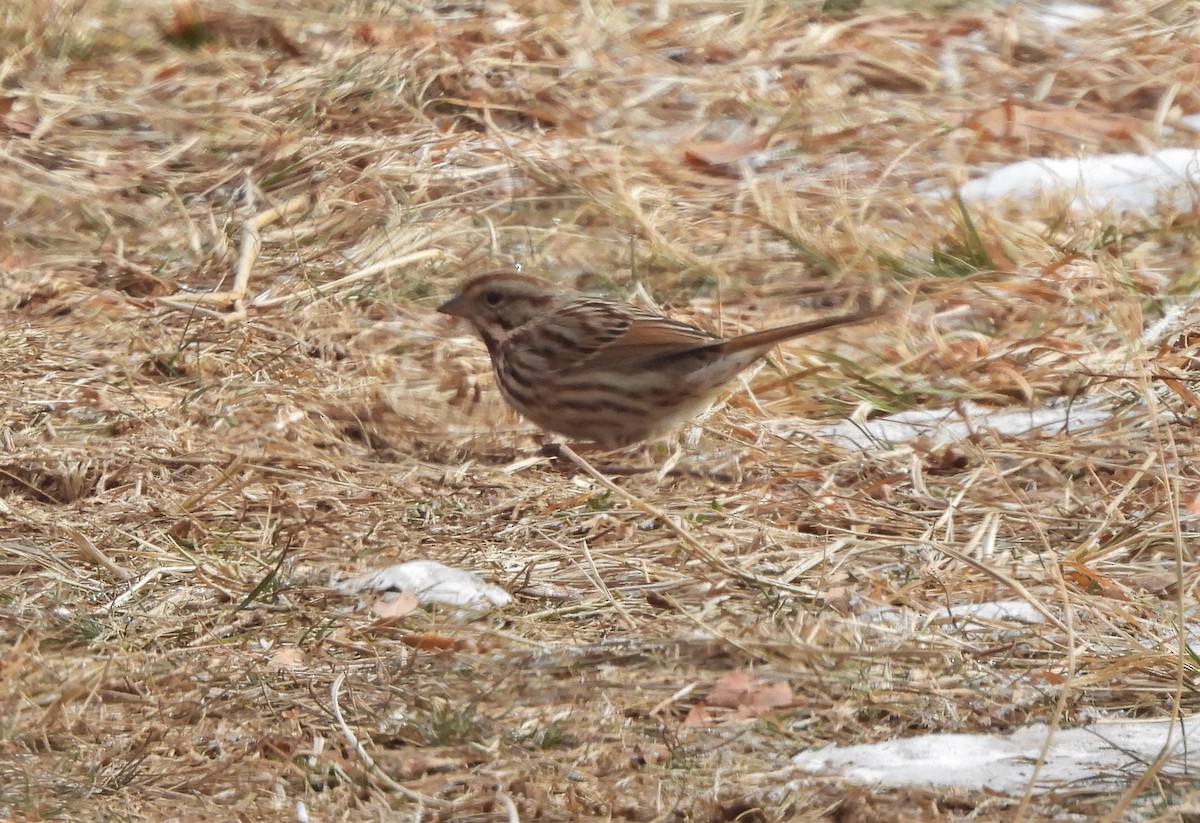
[438,270,880,449]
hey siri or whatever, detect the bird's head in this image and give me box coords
[438,271,574,349]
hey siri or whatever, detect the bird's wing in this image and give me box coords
[536,299,719,371]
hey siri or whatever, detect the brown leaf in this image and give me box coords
[0,104,37,136]
[167,518,194,542]
[1158,372,1200,413]
[153,63,185,81]
[1028,669,1067,686]
[371,590,420,619]
[709,670,755,708]
[709,669,793,715]
[353,23,381,46]
[684,702,712,728]
[395,753,468,778]
[402,632,465,651]
[267,647,305,670]
[680,135,768,171]
[627,743,670,767]
[738,680,793,715]
[1063,560,1130,601]
[822,587,853,616]
[645,590,675,610]
[964,100,1145,144]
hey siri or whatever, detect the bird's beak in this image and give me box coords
[437,294,470,318]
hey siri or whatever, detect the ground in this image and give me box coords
[2,1,1200,821]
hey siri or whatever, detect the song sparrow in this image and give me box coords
[439,271,879,448]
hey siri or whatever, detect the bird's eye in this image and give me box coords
[485,291,503,306]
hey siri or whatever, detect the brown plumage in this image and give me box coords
[438,271,880,448]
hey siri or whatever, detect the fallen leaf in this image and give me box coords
[153,63,186,81]
[680,135,768,171]
[645,590,675,610]
[684,702,712,728]
[1,105,37,136]
[167,518,194,542]
[353,23,381,45]
[736,680,793,717]
[709,669,793,716]
[395,753,468,778]
[268,647,305,670]
[1063,560,1130,601]
[74,386,117,412]
[627,743,669,767]
[1158,372,1200,413]
[964,100,1145,144]
[822,587,853,616]
[371,590,420,619]
[709,669,755,708]
[1028,669,1067,686]
[402,632,465,651]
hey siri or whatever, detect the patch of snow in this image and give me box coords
[1031,2,1106,31]
[1179,114,1200,134]
[809,400,1112,449]
[793,719,1200,794]
[860,599,1046,632]
[335,560,512,616]
[944,599,1047,627]
[1143,303,1189,344]
[955,149,1200,216]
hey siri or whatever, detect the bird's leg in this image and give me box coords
[537,441,654,475]
[537,441,609,458]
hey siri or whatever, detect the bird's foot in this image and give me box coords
[537,441,653,475]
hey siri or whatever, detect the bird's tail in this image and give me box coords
[720,308,884,354]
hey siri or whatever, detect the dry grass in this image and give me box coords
[3,1,1200,820]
